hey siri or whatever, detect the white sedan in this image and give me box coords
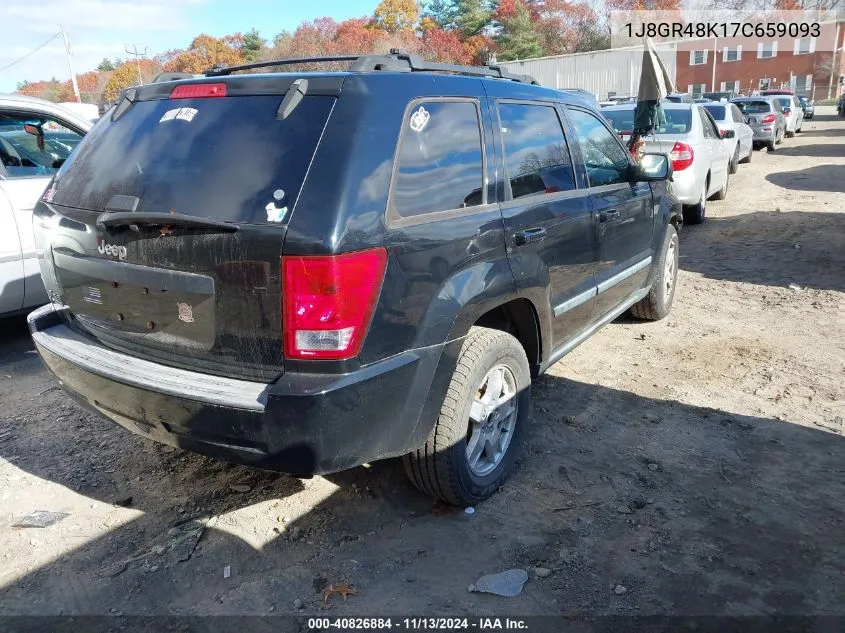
[601,102,731,225]
[0,94,91,316]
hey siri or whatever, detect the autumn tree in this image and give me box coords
[495,0,543,60]
[374,0,421,32]
[162,34,245,73]
[102,59,162,104]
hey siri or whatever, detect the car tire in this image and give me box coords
[785,129,795,138]
[631,224,679,322]
[729,146,739,174]
[403,326,530,506]
[767,140,776,152]
[713,171,728,201]
[683,181,707,225]
[740,146,752,164]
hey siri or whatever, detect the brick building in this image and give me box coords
[675,21,845,99]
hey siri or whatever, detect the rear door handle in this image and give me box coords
[514,227,547,245]
[599,209,620,223]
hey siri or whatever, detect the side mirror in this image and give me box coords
[23,123,45,151]
[720,129,736,139]
[638,153,672,181]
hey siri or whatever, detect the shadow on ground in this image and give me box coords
[680,210,845,291]
[1,337,843,620]
[766,165,845,193]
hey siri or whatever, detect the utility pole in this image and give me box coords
[60,24,81,103]
[711,36,717,93]
[827,22,839,100]
[125,44,149,86]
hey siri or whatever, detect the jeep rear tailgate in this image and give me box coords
[35,88,336,381]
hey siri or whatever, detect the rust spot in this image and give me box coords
[146,321,155,330]
[116,313,124,321]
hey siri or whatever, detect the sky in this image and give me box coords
[0,0,378,92]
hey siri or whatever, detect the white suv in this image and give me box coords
[0,94,91,316]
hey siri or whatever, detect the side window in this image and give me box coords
[565,108,630,187]
[698,109,718,138]
[391,100,484,218]
[772,100,783,113]
[731,105,744,123]
[0,112,84,179]
[497,103,576,199]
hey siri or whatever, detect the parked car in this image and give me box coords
[732,96,787,151]
[27,52,682,505]
[701,102,754,171]
[665,93,695,103]
[602,101,730,224]
[797,95,815,119]
[694,98,712,103]
[0,94,91,317]
[702,91,737,103]
[770,95,804,136]
[839,94,845,117]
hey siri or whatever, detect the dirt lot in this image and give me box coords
[0,108,843,622]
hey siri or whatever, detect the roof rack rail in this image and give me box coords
[205,50,538,85]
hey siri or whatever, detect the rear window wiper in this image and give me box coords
[96,211,239,232]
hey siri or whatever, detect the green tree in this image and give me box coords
[96,58,115,71]
[242,28,265,62]
[495,0,542,60]
[455,0,493,36]
[421,0,457,28]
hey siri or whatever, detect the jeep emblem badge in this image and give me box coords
[97,239,127,261]
[177,302,195,323]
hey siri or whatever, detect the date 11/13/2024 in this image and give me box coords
[306,618,529,631]
[625,21,821,39]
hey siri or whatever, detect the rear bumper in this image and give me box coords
[29,305,457,476]
[751,127,777,142]
[669,168,701,205]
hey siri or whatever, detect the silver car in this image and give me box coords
[0,94,91,316]
[701,102,754,172]
[770,95,804,136]
[602,102,730,224]
[732,97,787,152]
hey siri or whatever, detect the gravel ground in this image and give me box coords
[0,108,843,620]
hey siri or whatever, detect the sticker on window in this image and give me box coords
[159,107,198,123]
[409,106,431,133]
[177,302,195,323]
[265,201,288,223]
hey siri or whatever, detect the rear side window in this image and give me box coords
[390,100,484,218]
[731,106,744,123]
[698,109,719,138]
[50,95,334,224]
[497,103,575,199]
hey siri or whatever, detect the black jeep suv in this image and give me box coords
[29,53,682,505]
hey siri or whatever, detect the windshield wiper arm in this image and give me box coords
[96,211,239,232]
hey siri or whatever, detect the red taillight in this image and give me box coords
[669,141,694,171]
[170,83,227,99]
[282,249,388,360]
[761,113,777,124]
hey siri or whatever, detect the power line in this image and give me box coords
[0,32,62,73]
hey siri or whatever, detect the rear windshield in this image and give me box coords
[775,98,792,109]
[602,108,692,135]
[702,105,726,120]
[51,95,334,224]
[734,101,771,114]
